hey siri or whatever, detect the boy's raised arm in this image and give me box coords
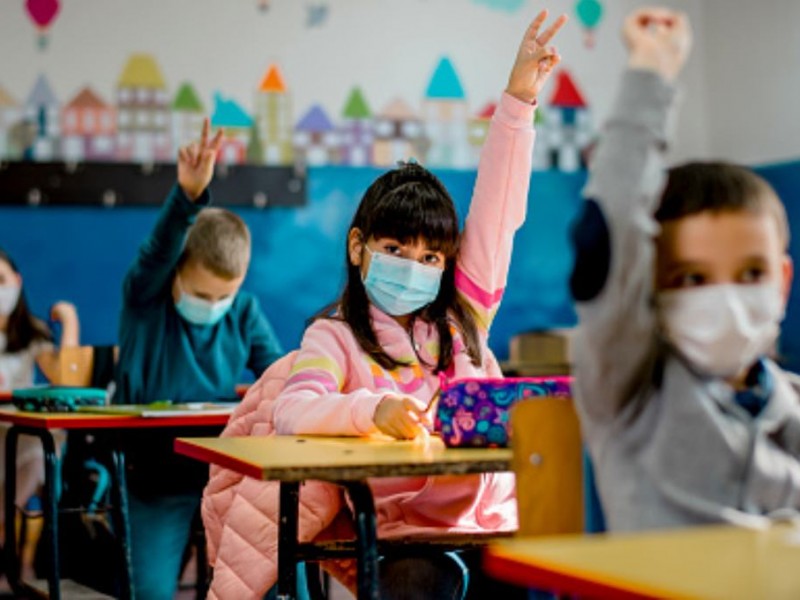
[570,9,691,423]
[123,120,223,307]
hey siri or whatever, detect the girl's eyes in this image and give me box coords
[423,254,442,265]
[383,245,402,255]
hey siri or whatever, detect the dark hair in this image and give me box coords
[656,162,789,248]
[0,248,51,353]
[314,163,483,373]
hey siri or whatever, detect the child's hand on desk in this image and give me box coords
[178,118,224,201]
[624,7,692,83]
[505,9,568,105]
[374,395,432,440]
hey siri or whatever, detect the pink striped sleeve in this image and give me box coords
[272,320,385,436]
[456,91,536,331]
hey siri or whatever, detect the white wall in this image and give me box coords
[702,0,800,165]
[0,0,795,165]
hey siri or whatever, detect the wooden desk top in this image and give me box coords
[485,524,800,600]
[0,406,231,430]
[175,435,513,482]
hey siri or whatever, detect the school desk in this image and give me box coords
[0,406,233,600]
[175,434,513,600]
[484,523,800,599]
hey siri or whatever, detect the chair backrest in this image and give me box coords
[511,397,584,536]
[53,345,118,388]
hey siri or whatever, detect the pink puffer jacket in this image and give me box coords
[202,351,357,599]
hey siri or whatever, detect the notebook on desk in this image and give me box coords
[77,402,238,418]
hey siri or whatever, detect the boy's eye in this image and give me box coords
[740,267,766,284]
[383,245,402,255]
[673,272,706,288]
[423,254,442,265]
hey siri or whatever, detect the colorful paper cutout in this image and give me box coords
[471,0,526,13]
[25,0,61,49]
[575,0,604,48]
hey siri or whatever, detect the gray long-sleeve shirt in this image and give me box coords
[571,69,800,531]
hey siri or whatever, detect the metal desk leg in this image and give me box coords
[40,428,61,600]
[110,449,134,600]
[340,481,379,600]
[4,425,22,596]
[3,426,62,599]
[277,481,300,600]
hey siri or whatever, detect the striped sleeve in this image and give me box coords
[456,92,535,331]
[272,320,386,436]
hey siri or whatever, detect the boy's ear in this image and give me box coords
[348,228,364,267]
[781,254,794,306]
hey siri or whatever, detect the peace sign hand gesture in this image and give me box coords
[178,118,224,201]
[506,9,569,105]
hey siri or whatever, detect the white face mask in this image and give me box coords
[657,283,785,379]
[0,284,21,317]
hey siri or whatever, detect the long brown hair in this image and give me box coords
[313,163,482,373]
[0,248,51,353]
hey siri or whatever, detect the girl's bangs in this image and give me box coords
[367,183,460,257]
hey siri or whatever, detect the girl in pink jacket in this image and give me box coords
[270,10,567,599]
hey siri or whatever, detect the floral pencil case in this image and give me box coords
[433,377,572,448]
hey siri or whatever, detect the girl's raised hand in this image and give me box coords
[178,118,224,201]
[506,9,568,104]
[374,395,432,440]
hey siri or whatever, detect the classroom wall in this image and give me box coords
[702,0,800,165]
[2,1,799,372]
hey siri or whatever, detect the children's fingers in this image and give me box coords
[188,143,200,167]
[178,147,190,164]
[200,118,210,149]
[210,128,224,152]
[523,10,549,43]
[536,13,568,47]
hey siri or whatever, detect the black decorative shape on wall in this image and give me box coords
[0,161,306,208]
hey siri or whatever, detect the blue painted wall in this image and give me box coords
[2,161,799,374]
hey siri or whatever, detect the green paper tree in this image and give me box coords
[342,87,371,119]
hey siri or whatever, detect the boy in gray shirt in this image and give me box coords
[571,7,800,531]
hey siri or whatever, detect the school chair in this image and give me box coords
[53,345,118,389]
[510,397,584,536]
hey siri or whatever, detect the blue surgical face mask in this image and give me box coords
[174,278,235,326]
[362,246,443,316]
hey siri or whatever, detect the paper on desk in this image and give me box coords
[77,402,238,418]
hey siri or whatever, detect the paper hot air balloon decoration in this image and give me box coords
[575,0,603,48]
[25,0,61,49]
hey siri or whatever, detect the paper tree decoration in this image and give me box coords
[172,83,205,156]
[25,0,61,49]
[339,87,373,166]
[423,57,469,168]
[575,0,604,48]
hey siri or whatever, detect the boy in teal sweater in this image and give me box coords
[115,120,283,599]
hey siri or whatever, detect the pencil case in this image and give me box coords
[12,386,108,413]
[434,377,572,448]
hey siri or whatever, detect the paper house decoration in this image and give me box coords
[536,70,592,172]
[372,98,427,167]
[339,87,373,166]
[25,74,60,160]
[293,104,339,166]
[423,57,470,168]
[115,54,172,162]
[211,92,253,165]
[468,102,496,164]
[254,64,293,165]
[61,87,116,161]
[171,82,204,156]
[0,85,21,159]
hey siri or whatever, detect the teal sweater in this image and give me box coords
[116,184,283,406]
[115,185,283,494]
